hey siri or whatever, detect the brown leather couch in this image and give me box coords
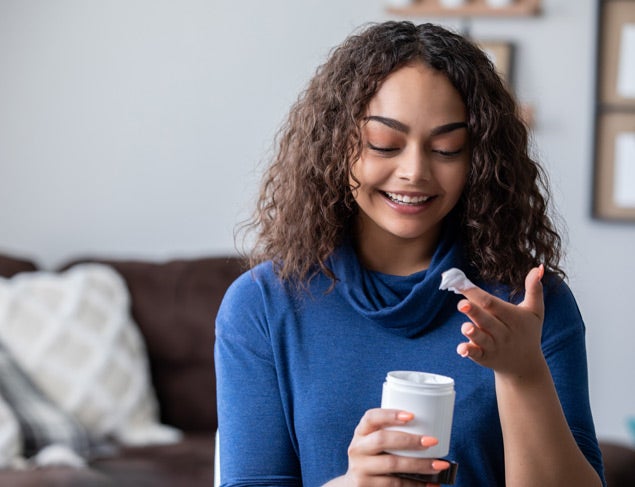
[0,252,633,486]
[0,252,244,487]
[599,441,635,487]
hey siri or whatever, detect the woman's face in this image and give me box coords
[350,62,470,260]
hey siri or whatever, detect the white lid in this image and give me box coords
[386,371,454,389]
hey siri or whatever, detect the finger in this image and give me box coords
[387,476,438,487]
[457,340,484,360]
[459,281,535,328]
[457,300,501,335]
[372,455,448,477]
[441,268,512,322]
[355,409,414,436]
[357,429,438,456]
[392,479,430,487]
[461,321,494,352]
[519,265,544,319]
[387,459,452,478]
[459,285,506,317]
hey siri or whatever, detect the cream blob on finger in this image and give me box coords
[439,268,476,294]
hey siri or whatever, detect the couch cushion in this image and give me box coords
[0,264,181,447]
[61,257,245,433]
[0,465,113,486]
[91,432,214,486]
[0,432,214,487]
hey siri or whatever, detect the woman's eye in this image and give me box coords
[432,148,463,157]
[368,142,399,153]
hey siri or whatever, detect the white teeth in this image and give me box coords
[385,192,431,204]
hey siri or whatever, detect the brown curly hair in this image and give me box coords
[240,21,565,293]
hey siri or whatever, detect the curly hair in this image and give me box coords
[240,21,565,293]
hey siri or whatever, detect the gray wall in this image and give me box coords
[1,0,633,444]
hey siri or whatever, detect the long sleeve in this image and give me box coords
[214,270,301,487]
[539,280,605,482]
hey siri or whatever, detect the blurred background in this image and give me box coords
[1,0,633,446]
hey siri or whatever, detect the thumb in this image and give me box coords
[520,264,545,318]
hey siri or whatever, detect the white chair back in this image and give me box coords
[214,429,220,487]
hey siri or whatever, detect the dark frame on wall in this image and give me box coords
[595,113,635,219]
[593,0,635,220]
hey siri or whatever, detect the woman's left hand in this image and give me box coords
[455,265,545,378]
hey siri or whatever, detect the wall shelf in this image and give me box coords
[386,0,541,18]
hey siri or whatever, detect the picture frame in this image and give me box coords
[593,112,635,220]
[593,0,635,221]
[478,41,514,88]
[598,1,635,107]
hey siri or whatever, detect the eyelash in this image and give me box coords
[367,143,463,157]
[432,148,463,157]
[367,143,399,153]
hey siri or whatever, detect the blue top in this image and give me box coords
[215,232,605,486]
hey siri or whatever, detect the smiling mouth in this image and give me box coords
[382,191,435,205]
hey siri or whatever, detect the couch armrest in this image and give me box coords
[599,441,635,487]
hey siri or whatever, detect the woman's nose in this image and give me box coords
[396,147,431,182]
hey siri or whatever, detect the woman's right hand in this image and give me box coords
[326,408,450,487]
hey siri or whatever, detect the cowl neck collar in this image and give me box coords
[329,223,467,338]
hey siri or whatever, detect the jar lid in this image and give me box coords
[386,371,454,388]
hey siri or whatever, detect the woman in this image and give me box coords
[215,21,605,486]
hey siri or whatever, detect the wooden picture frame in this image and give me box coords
[478,41,514,87]
[593,112,635,220]
[598,1,635,108]
[593,0,635,221]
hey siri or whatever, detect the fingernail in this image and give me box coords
[397,411,414,422]
[538,264,544,280]
[421,436,439,447]
[462,322,474,336]
[456,344,469,358]
[432,460,450,471]
[458,302,471,313]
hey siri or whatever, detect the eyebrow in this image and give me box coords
[364,116,467,136]
[364,115,409,133]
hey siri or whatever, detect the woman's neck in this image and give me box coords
[353,224,440,276]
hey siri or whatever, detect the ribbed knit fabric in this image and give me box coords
[215,232,605,486]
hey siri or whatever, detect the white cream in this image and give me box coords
[439,268,476,294]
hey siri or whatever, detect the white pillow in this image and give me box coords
[0,264,181,446]
[0,393,22,468]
